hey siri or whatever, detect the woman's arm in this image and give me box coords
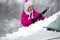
[35,7,49,20]
[21,13,32,27]
[37,7,49,20]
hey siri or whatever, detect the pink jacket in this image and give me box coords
[21,10,45,27]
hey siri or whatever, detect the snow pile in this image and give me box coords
[0,11,60,40]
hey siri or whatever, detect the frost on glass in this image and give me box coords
[47,15,60,31]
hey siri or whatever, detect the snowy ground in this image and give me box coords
[0,11,60,40]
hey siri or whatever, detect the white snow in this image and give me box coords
[0,11,60,40]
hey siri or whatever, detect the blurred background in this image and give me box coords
[0,0,60,37]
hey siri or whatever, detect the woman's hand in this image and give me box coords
[36,7,49,19]
[31,18,37,23]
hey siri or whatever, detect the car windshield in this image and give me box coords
[46,14,60,32]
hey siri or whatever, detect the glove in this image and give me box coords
[38,14,42,18]
[31,18,37,23]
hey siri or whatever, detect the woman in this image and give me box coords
[21,1,49,27]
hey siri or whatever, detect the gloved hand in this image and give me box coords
[36,7,49,19]
[38,14,42,18]
[31,18,37,23]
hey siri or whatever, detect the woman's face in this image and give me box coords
[28,5,33,12]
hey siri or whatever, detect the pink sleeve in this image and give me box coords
[21,13,32,27]
[25,0,28,2]
[41,15,45,20]
[22,19,32,27]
